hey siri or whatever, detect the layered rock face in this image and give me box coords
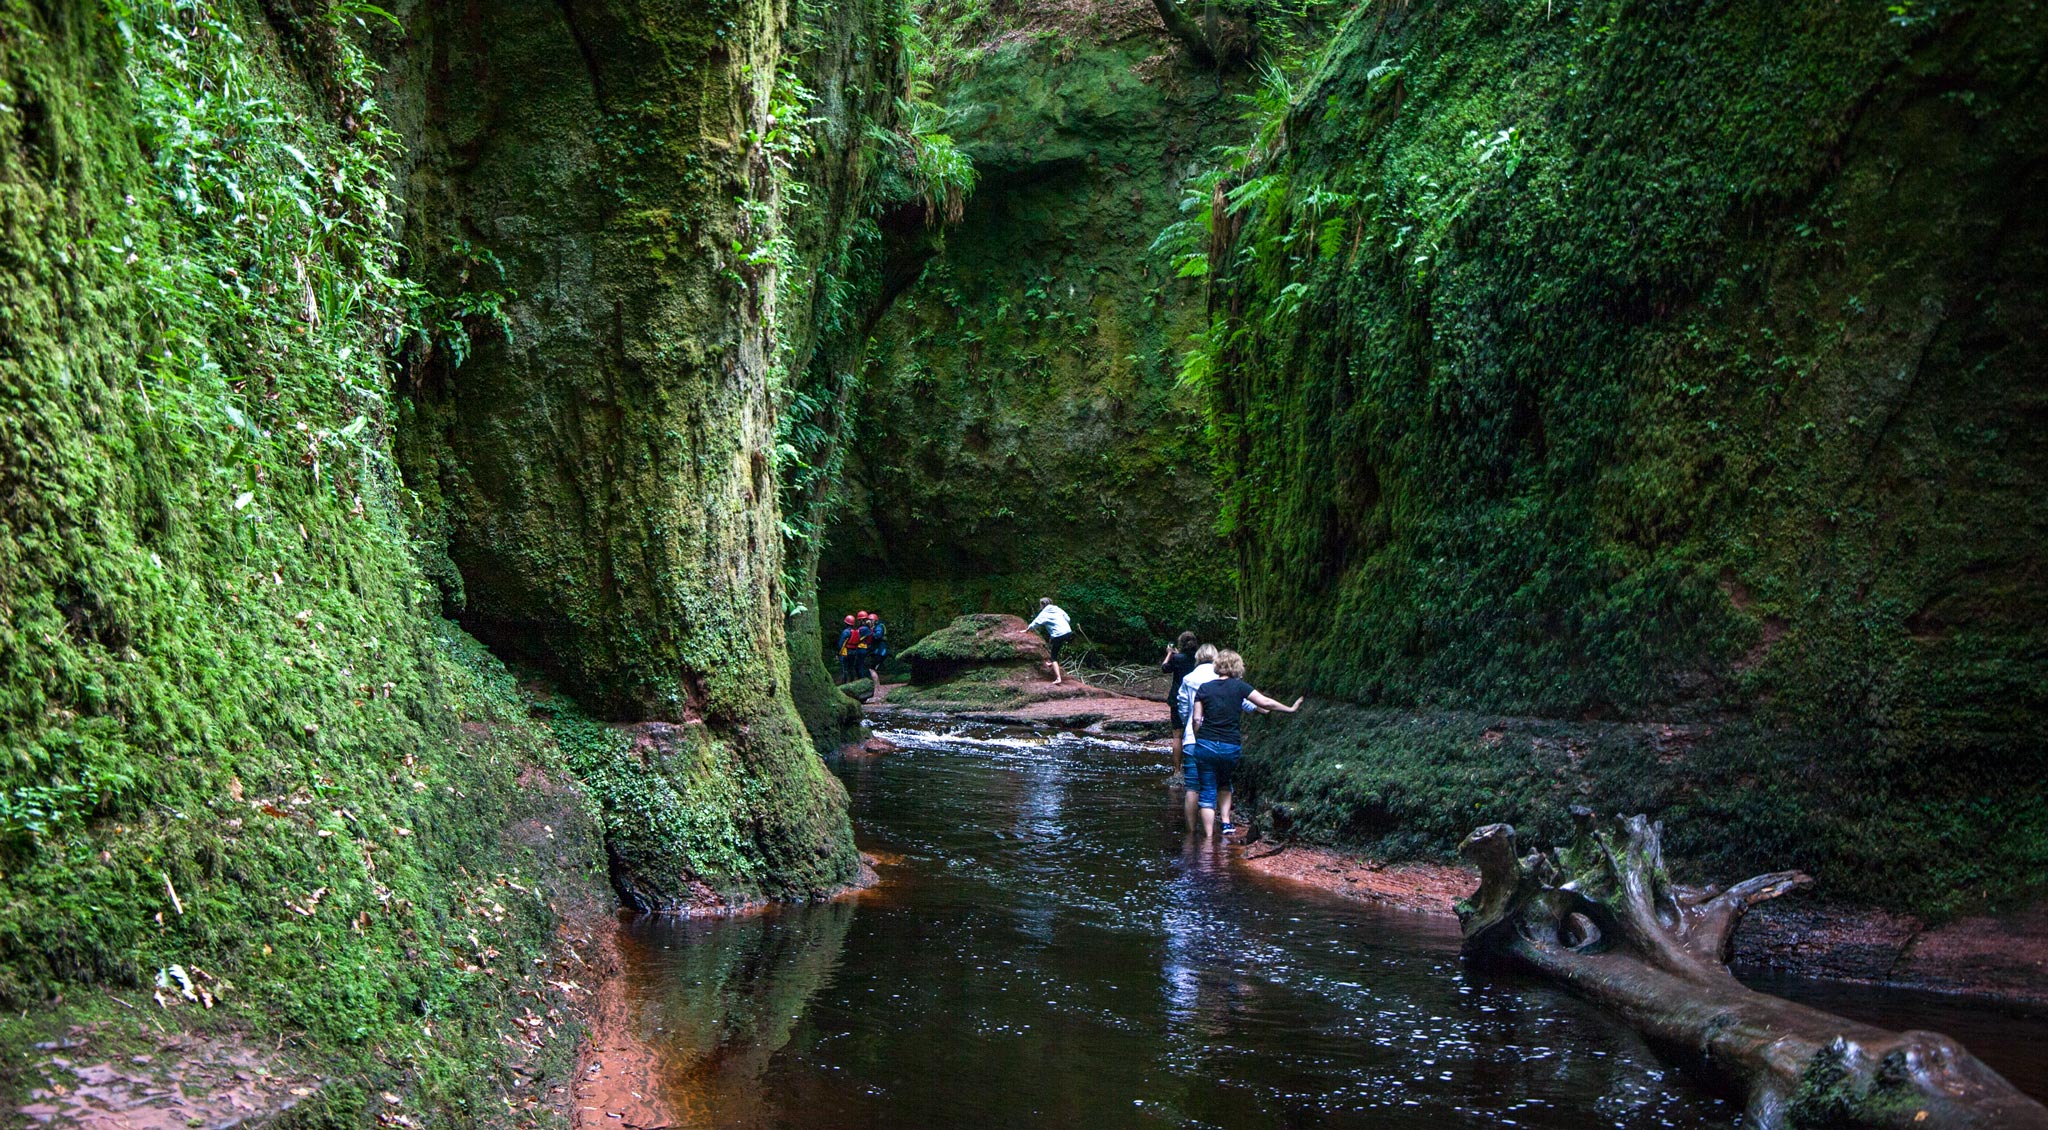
[1212,0,2046,914]
[818,5,1236,660]
[1,0,898,1109]
[391,0,894,904]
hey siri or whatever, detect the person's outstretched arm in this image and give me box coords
[1248,689,1304,713]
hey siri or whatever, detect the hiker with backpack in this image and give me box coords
[863,611,890,685]
[836,615,864,684]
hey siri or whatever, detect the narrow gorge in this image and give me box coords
[1,0,2041,1126]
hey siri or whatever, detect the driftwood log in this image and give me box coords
[1456,811,2046,1129]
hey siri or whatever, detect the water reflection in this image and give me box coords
[601,726,2047,1129]
[616,901,857,1124]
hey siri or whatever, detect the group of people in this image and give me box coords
[835,610,889,684]
[1161,634,1302,837]
[1021,601,1302,839]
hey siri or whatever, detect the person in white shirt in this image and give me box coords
[1025,597,1074,684]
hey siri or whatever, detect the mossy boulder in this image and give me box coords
[898,613,1050,684]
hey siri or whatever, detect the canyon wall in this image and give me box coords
[0,0,608,1112]
[1,0,896,1113]
[1215,0,2046,915]
[818,4,1236,661]
[390,0,897,906]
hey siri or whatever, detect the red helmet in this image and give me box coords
[857,610,870,618]
[843,615,856,625]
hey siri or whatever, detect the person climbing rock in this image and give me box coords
[837,614,863,685]
[1162,631,1200,778]
[1026,597,1074,685]
[1190,649,1302,839]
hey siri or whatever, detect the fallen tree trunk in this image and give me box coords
[1456,811,2046,1128]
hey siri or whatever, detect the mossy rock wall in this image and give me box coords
[774,3,918,754]
[0,0,611,1114]
[818,14,1236,662]
[391,0,870,904]
[1211,0,2046,915]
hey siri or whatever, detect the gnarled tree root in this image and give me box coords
[1457,811,2046,1129]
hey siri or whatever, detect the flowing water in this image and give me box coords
[609,726,2048,1128]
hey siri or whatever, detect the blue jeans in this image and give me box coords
[1191,739,1241,810]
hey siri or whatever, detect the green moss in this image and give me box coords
[391,0,864,902]
[897,613,1040,664]
[818,22,1238,661]
[885,667,1039,712]
[774,1,914,753]
[1208,0,2048,917]
[0,0,608,1117]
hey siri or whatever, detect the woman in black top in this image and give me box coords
[1189,649,1302,838]
[1161,631,1200,776]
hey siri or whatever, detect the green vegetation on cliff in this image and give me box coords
[2,0,917,1116]
[819,5,1238,661]
[0,0,608,1116]
[1203,0,2046,915]
[391,0,863,905]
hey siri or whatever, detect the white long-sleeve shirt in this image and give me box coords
[1027,604,1072,638]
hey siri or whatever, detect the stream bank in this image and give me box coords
[854,671,2048,1013]
[570,722,2047,1128]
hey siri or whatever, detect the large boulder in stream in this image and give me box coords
[897,614,1049,685]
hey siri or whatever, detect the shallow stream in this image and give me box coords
[610,726,2047,1127]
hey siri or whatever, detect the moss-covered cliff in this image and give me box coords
[817,5,1236,661]
[2,0,902,1116]
[773,5,924,754]
[1208,0,2046,915]
[0,0,610,1116]
[390,0,883,907]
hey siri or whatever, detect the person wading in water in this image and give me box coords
[1161,631,1200,780]
[1175,643,1220,830]
[1026,597,1074,685]
[1175,644,1260,831]
[1189,649,1302,838]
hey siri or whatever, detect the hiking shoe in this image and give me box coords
[1220,822,1237,835]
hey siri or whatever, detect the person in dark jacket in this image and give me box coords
[1161,631,1200,778]
[1189,649,1302,838]
[864,611,889,686]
